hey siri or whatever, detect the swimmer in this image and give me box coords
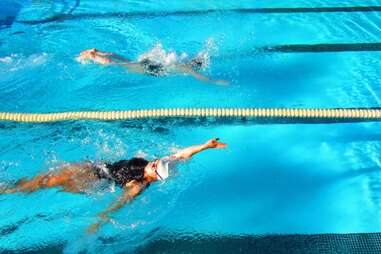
[0,138,227,233]
[76,48,229,85]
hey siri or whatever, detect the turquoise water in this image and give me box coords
[1,0,381,253]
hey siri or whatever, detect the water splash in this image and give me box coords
[94,129,129,161]
[0,56,13,64]
[137,43,182,66]
[0,53,49,72]
[137,38,218,70]
[197,37,218,70]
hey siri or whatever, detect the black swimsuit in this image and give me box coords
[140,59,165,77]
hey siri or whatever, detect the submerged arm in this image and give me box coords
[87,180,146,233]
[178,64,229,86]
[166,138,227,161]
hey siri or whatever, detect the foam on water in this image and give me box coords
[0,53,49,72]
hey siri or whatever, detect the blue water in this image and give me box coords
[1,0,381,253]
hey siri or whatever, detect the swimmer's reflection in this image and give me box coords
[1,138,227,233]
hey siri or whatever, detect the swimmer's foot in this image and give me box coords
[0,184,17,194]
[0,177,30,194]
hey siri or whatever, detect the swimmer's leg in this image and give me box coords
[0,164,94,194]
[108,54,132,63]
[58,183,84,194]
[0,173,65,194]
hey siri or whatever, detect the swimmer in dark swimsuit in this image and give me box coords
[0,138,227,233]
[139,58,165,77]
[77,48,229,85]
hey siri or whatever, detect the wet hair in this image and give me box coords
[107,158,149,186]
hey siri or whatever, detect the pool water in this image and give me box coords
[1,0,381,253]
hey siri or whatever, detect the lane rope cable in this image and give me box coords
[1,108,381,123]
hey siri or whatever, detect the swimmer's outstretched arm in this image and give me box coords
[87,180,146,233]
[96,52,113,56]
[164,138,227,161]
[107,53,133,63]
[95,50,133,63]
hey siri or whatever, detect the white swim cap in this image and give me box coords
[156,160,169,180]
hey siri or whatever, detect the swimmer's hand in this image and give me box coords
[87,213,110,234]
[213,80,229,86]
[87,222,102,234]
[205,138,227,149]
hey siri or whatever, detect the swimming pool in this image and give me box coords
[1,0,381,253]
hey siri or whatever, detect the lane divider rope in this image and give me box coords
[0,108,381,123]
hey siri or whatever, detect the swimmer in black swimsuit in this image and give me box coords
[139,58,165,77]
[0,138,227,233]
[77,48,229,85]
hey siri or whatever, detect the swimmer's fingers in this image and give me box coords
[214,141,227,149]
[206,138,227,149]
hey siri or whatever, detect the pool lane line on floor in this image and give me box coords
[16,6,381,25]
[1,108,381,123]
[219,42,381,59]
[259,42,381,53]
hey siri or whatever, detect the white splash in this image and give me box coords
[135,150,148,158]
[0,53,49,72]
[0,56,13,63]
[95,129,128,160]
[137,43,180,66]
[196,37,218,70]
[137,38,217,70]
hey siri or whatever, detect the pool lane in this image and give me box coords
[15,6,381,25]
